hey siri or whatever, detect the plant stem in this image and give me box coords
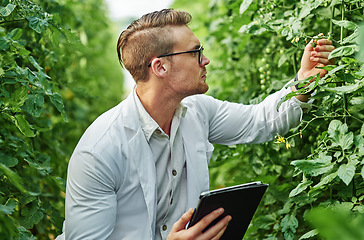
[340,1,345,43]
[0,19,25,25]
[293,53,297,74]
[343,93,348,124]
[353,180,356,198]
[330,6,335,36]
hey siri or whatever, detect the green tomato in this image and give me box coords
[259,66,265,72]
[265,48,271,54]
[260,74,265,79]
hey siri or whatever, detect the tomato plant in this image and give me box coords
[0,0,123,238]
[173,0,364,239]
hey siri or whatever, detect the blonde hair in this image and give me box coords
[117,9,192,81]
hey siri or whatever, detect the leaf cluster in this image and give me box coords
[172,0,364,239]
[0,0,123,238]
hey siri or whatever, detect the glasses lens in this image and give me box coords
[199,46,203,64]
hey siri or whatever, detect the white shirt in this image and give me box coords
[134,91,188,239]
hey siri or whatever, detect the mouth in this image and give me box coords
[201,73,207,81]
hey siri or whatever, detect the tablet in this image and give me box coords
[188,181,268,240]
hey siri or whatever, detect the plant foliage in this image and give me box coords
[0,0,123,238]
[173,0,364,239]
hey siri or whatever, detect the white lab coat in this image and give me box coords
[57,86,302,239]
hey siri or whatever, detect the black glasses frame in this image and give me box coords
[147,45,204,67]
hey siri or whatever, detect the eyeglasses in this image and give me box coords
[147,45,204,67]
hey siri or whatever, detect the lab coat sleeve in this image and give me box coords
[63,149,121,240]
[190,85,303,145]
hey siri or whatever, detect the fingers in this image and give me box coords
[317,39,333,46]
[168,208,231,240]
[309,40,335,65]
[211,225,228,240]
[192,208,225,232]
[203,215,231,240]
[189,208,231,239]
[171,208,194,232]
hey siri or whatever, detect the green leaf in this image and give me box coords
[0,163,28,194]
[26,16,49,34]
[338,163,356,186]
[8,28,23,41]
[343,29,359,44]
[281,214,298,234]
[16,227,36,240]
[328,119,344,145]
[29,56,43,71]
[239,0,254,14]
[312,172,338,189]
[46,25,61,46]
[49,93,68,122]
[328,45,359,59]
[0,152,18,167]
[0,36,10,51]
[339,132,353,150]
[361,166,364,180]
[0,199,17,215]
[239,21,266,35]
[298,0,325,19]
[289,180,313,197]
[305,207,364,240]
[25,94,44,117]
[24,152,52,175]
[332,19,358,31]
[278,48,296,67]
[0,4,15,17]
[291,154,333,177]
[59,27,86,51]
[12,115,35,138]
[299,229,318,240]
[322,80,364,94]
[51,176,66,192]
[321,64,346,81]
[350,96,364,106]
[276,92,297,111]
[20,201,44,229]
[10,86,28,111]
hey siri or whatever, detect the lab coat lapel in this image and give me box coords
[180,117,210,210]
[122,92,157,236]
[129,130,157,232]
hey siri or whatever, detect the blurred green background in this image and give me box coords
[1,0,363,239]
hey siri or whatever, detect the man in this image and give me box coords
[57,9,334,240]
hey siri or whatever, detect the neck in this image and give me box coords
[135,82,183,136]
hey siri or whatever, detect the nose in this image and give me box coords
[200,54,210,66]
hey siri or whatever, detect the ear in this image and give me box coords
[150,58,168,77]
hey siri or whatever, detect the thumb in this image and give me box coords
[172,208,194,231]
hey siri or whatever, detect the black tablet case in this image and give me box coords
[188,182,268,240]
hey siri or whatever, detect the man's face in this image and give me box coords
[166,25,210,97]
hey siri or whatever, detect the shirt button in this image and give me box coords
[162,225,167,231]
[172,169,177,176]
[155,129,162,134]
